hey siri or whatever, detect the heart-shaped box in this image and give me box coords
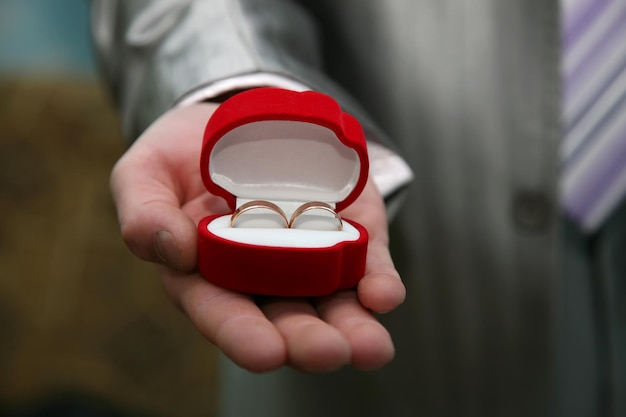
[197,88,369,296]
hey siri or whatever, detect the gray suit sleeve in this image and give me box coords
[90,0,389,145]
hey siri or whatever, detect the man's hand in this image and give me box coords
[110,103,406,373]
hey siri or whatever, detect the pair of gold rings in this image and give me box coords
[230,200,343,231]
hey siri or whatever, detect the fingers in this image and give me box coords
[161,268,287,373]
[259,291,396,372]
[315,291,395,370]
[343,179,406,313]
[358,236,406,313]
[164,266,349,373]
[163,269,395,373]
[260,298,351,372]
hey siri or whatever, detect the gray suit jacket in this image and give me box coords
[92,1,625,416]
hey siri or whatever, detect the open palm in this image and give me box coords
[110,102,406,373]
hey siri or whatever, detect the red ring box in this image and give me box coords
[197,88,369,296]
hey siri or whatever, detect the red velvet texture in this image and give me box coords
[197,88,370,296]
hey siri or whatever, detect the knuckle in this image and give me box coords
[119,213,151,260]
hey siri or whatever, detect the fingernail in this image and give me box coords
[154,230,182,269]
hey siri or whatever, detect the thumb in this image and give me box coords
[114,192,198,271]
[109,104,219,271]
[110,140,198,272]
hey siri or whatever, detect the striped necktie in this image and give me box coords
[561,0,626,232]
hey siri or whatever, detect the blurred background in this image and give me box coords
[0,1,218,416]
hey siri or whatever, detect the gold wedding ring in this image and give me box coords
[288,201,343,231]
[230,200,289,228]
[230,200,343,231]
